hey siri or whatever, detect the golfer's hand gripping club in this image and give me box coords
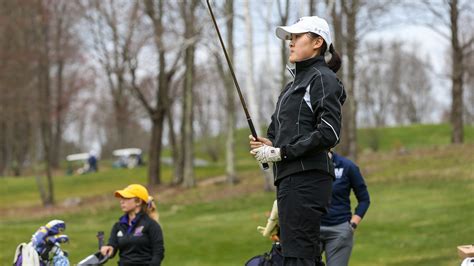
[251,145,281,164]
[249,125,270,169]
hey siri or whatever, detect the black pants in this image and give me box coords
[277,170,332,265]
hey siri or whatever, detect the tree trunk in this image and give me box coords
[113,92,128,148]
[168,110,183,184]
[181,0,198,188]
[182,48,196,188]
[148,114,165,186]
[223,0,237,184]
[225,85,237,184]
[38,2,54,206]
[245,0,274,190]
[278,0,290,91]
[12,114,30,177]
[309,0,317,15]
[51,8,65,169]
[0,118,6,176]
[52,59,64,168]
[243,0,260,132]
[331,0,348,156]
[182,56,195,188]
[450,0,464,143]
[341,0,358,160]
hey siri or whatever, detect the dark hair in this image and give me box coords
[306,33,342,73]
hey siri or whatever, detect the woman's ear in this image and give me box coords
[312,37,324,50]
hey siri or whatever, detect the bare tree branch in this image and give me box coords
[127,58,154,116]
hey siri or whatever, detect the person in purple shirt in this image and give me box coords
[319,152,371,266]
[101,184,164,266]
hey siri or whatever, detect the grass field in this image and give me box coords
[1,124,473,265]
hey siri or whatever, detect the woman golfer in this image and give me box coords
[250,16,346,266]
[101,184,164,265]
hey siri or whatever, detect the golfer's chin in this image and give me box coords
[288,56,296,64]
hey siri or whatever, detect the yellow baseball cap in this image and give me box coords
[114,184,149,203]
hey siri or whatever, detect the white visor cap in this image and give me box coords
[276,16,332,47]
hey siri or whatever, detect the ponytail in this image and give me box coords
[327,44,342,73]
[140,196,160,222]
[306,32,342,73]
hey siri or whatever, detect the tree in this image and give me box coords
[35,0,55,206]
[447,0,472,142]
[244,0,274,191]
[277,0,290,91]
[358,41,391,127]
[418,0,474,143]
[128,0,182,186]
[49,1,84,168]
[358,40,434,127]
[85,0,138,149]
[0,0,41,177]
[180,0,200,188]
[0,0,85,185]
[309,0,317,15]
[330,0,393,159]
[243,0,260,132]
[212,0,238,184]
[465,33,474,125]
[340,0,359,160]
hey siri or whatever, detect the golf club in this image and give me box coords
[206,0,269,170]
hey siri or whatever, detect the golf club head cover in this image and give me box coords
[31,227,49,249]
[45,219,66,235]
[31,220,66,253]
[46,234,69,245]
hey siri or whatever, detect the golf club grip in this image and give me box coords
[97,231,104,250]
[248,118,269,170]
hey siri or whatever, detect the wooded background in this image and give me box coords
[0,0,473,206]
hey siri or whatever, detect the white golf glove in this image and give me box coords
[251,145,281,163]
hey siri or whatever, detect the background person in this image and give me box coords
[87,151,98,173]
[250,16,345,266]
[319,152,371,266]
[100,184,164,266]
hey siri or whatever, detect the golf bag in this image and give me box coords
[13,220,69,266]
[245,242,283,266]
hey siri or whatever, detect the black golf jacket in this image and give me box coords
[268,56,346,183]
[108,212,164,266]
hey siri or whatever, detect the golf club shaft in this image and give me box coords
[206,0,269,170]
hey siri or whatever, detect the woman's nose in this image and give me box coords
[289,41,294,48]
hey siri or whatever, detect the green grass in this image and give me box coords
[2,166,473,265]
[357,123,474,152]
[1,124,474,265]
